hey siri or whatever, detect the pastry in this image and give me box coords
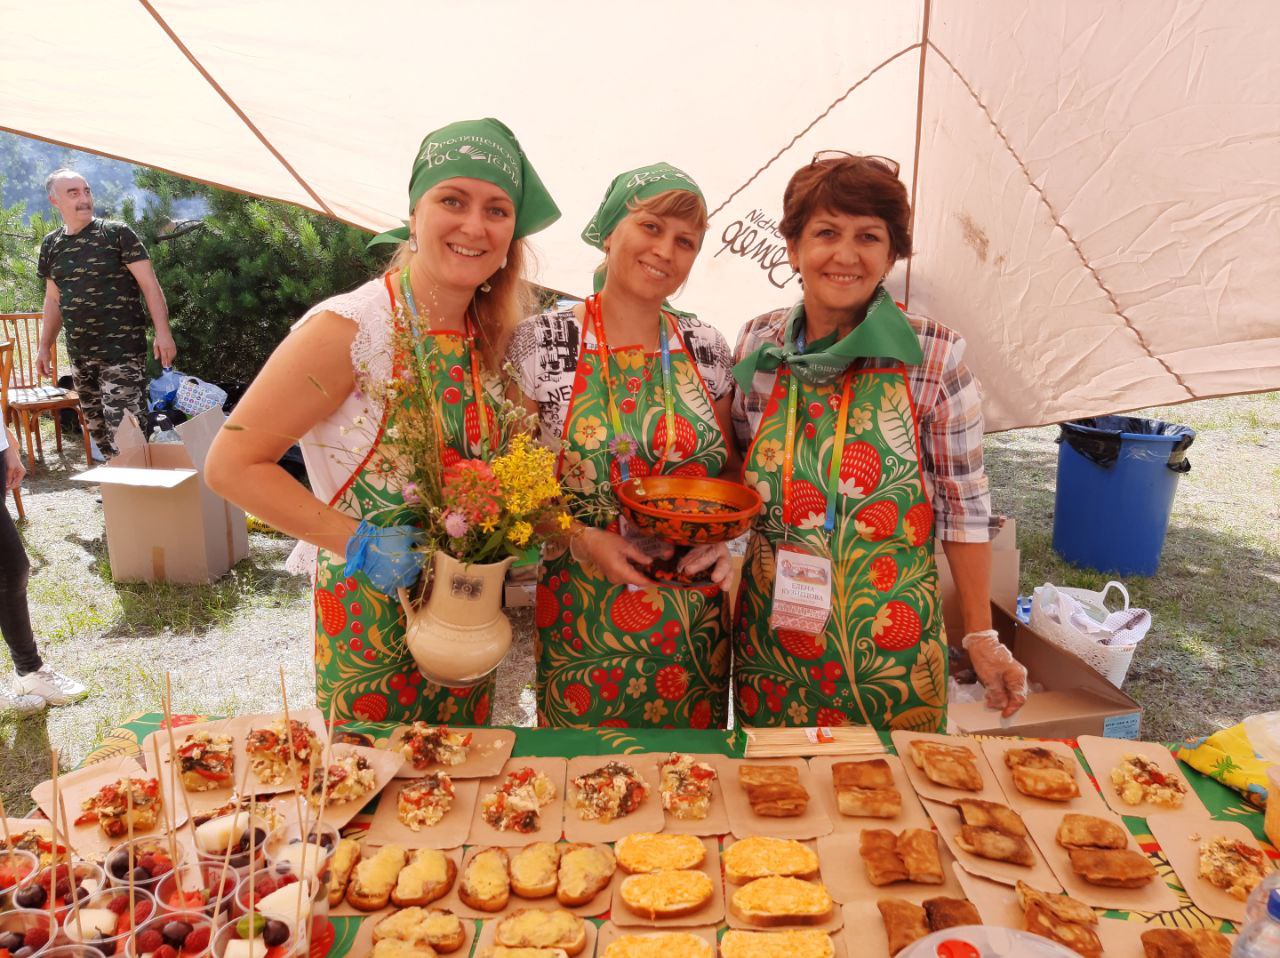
[720,930,833,958]
[245,718,320,785]
[859,828,943,886]
[739,765,808,818]
[1110,754,1188,808]
[175,731,235,791]
[876,899,930,956]
[73,777,161,837]
[956,799,1028,838]
[658,754,717,821]
[724,836,819,884]
[399,724,473,769]
[616,833,706,874]
[730,876,833,926]
[1004,747,1080,801]
[908,740,983,792]
[1067,848,1156,888]
[397,773,456,830]
[1140,928,1233,958]
[832,759,901,819]
[954,799,1034,867]
[481,767,557,833]
[922,896,982,930]
[1198,836,1268,901]
[897,828,945,885]
[1055,814,1128,850]
[1016,881,1101,958]
[619,870,715,919]
[571,761,649,823]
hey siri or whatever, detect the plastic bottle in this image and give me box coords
[1233,888,1280,957]
[1245,872,1280,924]
[149,424,181,444]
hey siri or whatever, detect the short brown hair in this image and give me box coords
[779,157,912,260]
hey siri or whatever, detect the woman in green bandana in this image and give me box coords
[207,118,559,724]
[507,163,738,729]
[730,153,1028,731]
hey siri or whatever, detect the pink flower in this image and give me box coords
[402,481,421,505]
[443,510,469,538]
[442,459,501,524]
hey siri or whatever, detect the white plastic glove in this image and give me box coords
[962,629,1029,718]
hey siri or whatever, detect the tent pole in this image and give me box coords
[904,0,933,309]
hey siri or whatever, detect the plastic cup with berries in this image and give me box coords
[153,865,238,922]
[122,910,214,958]
[60,887,156,956]
[0,850,40,910]
[0,907,56,957]
[191,815,271,878]
[232,863,324,945]
[106,840,186,897]
[262,822,336,904]
[210,914,297,958]
[40,947,109,957]
[12,861,106,922]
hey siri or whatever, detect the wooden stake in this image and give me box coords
[47,748,59,931]
[56,794,84,943]
[150,734,186,901]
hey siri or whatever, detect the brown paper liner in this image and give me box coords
[979,738,1110,816]
[807,754,931,832]
[922,797,1062,892]
[383,726,516,779]
[1076,735,1209,819]
[363,778,480,850]
[713,756,834,840]
[563,755,665,843]
[466,757,568,848]
[612,837,726,929]
[889,731,1005,806]
[817,830,965,906]
[1147,811,1271,922]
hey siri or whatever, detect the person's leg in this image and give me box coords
[71,354,113,457]
[0,456,43,676]
[98,354,147,447]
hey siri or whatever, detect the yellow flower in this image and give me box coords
[788,701,809,724]
[508,521,533,547]
[755,438,784,473]
[493,434,562,513]
[557,513,573,531]
[437,698,458,721]
[850,406,873,434]
[573,415,607,450]
[480,516,498,533]
[627,677,647,699]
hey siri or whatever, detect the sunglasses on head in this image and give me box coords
[810,151,901,177]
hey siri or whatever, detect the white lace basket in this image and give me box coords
[174,377,227,416]
[1029,581,1151,688]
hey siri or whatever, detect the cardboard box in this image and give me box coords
[72,410,248,583]
[935,518,1021,641]
[949,602,1143,739]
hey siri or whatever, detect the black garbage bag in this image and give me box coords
[1058,416,1195,471]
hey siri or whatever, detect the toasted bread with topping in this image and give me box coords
[392,848,457,908]
[720,930,834,958]
[460,846,511,912]
[615,833,705,874]
[494,907,587,956]
[556,843,616,907]
[511,842,563,899]
[724,837,819,885]
[729,876,833,927]
[618,870,714,919]
[374,907,467,953]
[601,932,713,958]
[348,844,408,912]
[327,837,361,906]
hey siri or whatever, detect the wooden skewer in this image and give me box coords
[277,666,307,836]
[56,794,84,943]
[219,740,255,882]
[47,748,60,931]
[125,781,137,933]
[300,698,338,955]
[0,795,12,850]
[150,734,186,901]
[162,675,198,839]
[247,789,258,950]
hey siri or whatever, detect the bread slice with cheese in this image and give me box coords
[328,837,361,906]
[729,876,834,927]
[460,846,511,912]
[374,907,467,953]
[372,940,436,958]
[556,843,616,907]
[618,869,714,920]
[720,930,834,958]
[615,833,706,874]
[348,843,408,912]
[478,949,570,958]
[494,907,588,956]
[392,848,458,908]
[723,837,820,885]
[601,932,714,958]
[510,842,562,898]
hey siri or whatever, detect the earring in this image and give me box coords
[500,256,508,269]
[408,236,418,252]
[479,280,492,293]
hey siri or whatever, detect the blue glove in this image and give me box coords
[344,520,425,594]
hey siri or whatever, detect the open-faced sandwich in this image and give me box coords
[729,875,833,926]
[482,767,557,833]
[494,908,587,956]
[174,730,235,792]
[74,777,162,837]
[302,751,377,808]
[460,847,511,912]
[556,843,616,907]
[1004,747,1080,802]
[327,837,361,906]
[510,842,562,899]
[1016,880,1101,958]
[571,761,649,823]
[392,848,457,908]
[616,833,706,875]
[619,869,715,920]
[372,906,467,954]
[1197,835,1268,901]
[720,930,833,958]
[723,836,819,885]
[348,844,408,912]
[397,773,456,831]
[400,723,473,770]
[602,931,713,958]
[1110,754,1187,809]
[245,718,320,785]
[658,754,717,821]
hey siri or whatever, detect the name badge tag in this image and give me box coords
[769,542,832,636]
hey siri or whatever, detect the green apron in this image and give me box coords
[536,309,730,729]
[312,274,496,724]
[734,365,947,731]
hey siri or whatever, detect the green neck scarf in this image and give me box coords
[732,288,924,391]
[369,117,560,247]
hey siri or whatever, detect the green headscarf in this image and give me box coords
[732,287,924,391]
[368,117,560,247]
[582,163,705,302]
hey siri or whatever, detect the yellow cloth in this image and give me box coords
[1178,723,1272,808]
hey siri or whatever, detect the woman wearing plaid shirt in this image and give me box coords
[729,153,1027,731]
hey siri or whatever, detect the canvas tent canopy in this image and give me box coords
[4,0,1277,431]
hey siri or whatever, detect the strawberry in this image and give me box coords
[870,556,898,591]
[315,589,347,636]
[108,895,130,914]
[351,692,389,722]
[778,629,825,660]
[564,683,592,717]
[689,699,712,729]
[788,479,827,529]
[816,707,850,726]
[873,601,923,652]
[839,441,882,497]
[22,928,49,950]
[534,584,559,630]
[655,665,689,700]
[136,930,164,952]
[184,925,211,953]
[903,502,933,547]
[154,946,179,958]
[855,500,899,541]
[611,589,663,632]
[652,413,697,461]
[738,685,760,718]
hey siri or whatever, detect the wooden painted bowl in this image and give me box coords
[616,475,763,545]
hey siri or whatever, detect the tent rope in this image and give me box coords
[926,40,1195,402]
[135,0,337,219]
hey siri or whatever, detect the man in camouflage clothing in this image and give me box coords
[36,169,177,458]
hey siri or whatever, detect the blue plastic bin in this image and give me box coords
[1052,416,1195,576]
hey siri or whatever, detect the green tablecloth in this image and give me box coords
[89,716,1275,957]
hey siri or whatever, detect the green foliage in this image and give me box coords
[125,169,384,383]
[0,177,58,312]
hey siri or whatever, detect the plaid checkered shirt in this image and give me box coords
[730,305,999,543]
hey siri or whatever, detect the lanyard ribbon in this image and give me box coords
[399,268,491,448]
[781,367,856,536]
[585,293,676,482]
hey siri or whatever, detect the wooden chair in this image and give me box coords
[0,313,93,466]
[0,340,24,519]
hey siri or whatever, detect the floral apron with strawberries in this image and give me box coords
[734,365,946,732]
[536,316,731,729]
[312,275,496,725]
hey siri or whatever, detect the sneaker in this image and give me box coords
[13,667,88,706]
[0,685,47,716]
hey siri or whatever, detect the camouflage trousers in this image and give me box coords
[70,353,146,458]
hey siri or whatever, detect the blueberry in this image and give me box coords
[14,883,45,908]
[163,920,192,947]
[262,919,289,947]
[108,852,130,879]
[131,866,151,883]
[0,933,23,950]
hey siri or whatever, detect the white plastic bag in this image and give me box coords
[174,376,227,416]
[1030,581,1151,687]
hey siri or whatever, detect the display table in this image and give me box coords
[82,715,1274,958]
